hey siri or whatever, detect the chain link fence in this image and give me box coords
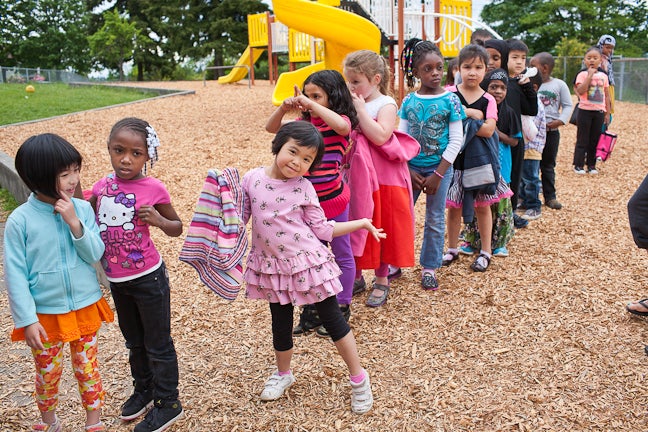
[0,66,89,84]
[554,56,648,104]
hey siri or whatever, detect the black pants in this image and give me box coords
[110,262,180,401]
[541,130,560,202]
[574,109,604,169]
[270,295,350,351]
[509,137,525,210]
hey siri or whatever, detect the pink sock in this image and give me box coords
[278,370,291,376]
[349,370,366,383]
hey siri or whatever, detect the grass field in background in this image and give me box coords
[0,83,157,126]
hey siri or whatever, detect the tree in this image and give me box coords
[88,10,145,80]
[480,0,648,56]
[0,0,92,72]
[85,0,269,80]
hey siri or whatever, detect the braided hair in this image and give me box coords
[400,38,443,89]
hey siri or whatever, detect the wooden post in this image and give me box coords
[267,12,274,84]
[434,0,441,48]
[249,47,255,85]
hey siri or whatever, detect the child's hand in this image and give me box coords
[546,120,564,129]
[24,322,48,350]
[350,92,366,112]
[55,192,82,238]
[409,168,425,191]
[138,205,163,227]
[517,76,530,85]
[465,107,484,120]
[362,218,386,241]
[422,175,441,195]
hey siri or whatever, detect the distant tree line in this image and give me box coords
[1,0,269,80]
[1,0,646,80]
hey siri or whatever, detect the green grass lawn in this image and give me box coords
[0,82,157,126]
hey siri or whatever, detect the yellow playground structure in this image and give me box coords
[218,0,492,104]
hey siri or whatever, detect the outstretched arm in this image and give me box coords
[333,218,385,242]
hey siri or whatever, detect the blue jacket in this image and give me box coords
[461,118,501,222]
[4,194,105,329]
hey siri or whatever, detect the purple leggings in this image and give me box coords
[330,205,355,305]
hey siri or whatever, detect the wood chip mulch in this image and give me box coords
[1,80,647,431]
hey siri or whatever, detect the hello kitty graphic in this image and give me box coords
[98,192,136,232]
[98,192,146,270]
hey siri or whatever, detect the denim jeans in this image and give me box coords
[110,262,180,401]
[541,130,560,202]
[521,159,542,211]
[410,164,453,269]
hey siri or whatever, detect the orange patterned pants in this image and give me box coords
[31,332,105,412]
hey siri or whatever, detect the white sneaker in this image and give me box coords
[573,167,586,175]
[260,372,295,401]
[350,369,373,414]
[588,168,599,175]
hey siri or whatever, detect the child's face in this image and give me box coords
[486,48,502,72]
[459,57,487,89]
[303,83,330,116]
[486,80,507,105]
[414,52,444,94]
[584,50,602,69]
[273,139,318,180]
[508,50,527,76]
[344,68,380,100]
[57,164,80,198]
[601,43,614,57]
[529,57,550,81]
[108,129,149,180]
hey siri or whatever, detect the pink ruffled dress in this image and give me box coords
[242,167,342,305]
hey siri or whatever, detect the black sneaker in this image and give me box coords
[134,399,183,432]
[120,389,153,421]
[316,305,351,338]
[292,304,322,335]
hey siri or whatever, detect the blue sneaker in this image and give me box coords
[493,247,509,257]
[458,243,475,255]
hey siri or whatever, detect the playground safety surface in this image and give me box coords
[1,80,648,431]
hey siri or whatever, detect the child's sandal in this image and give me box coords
[442,250,459,266]
[470,253,491,272]
[85,421,106,432]
[32,416,62,432]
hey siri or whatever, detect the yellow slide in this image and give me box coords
[271,0,381,105]
[217,46,264,84]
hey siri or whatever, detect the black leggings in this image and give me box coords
[270,296,350,351]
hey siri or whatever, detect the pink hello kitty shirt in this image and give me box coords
[92,173,171,282]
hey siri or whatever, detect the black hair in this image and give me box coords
[458,44,489,69]
[586,46,602,56]
[15,133,82,199]
[109,117,159,172]
[271,122,325,169]
[470,29,493,44]
[400,38,444,89]
[302,70,359,129]
[507,38,529,54]
[533,52,555,70]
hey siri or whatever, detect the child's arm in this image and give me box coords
[604,85,611,124]
[55,193,83,238]
[575,68,596,95]
[497,128,519,146]
[265,102,293,133]
[352,93,397,145]
[294,94,351,135]
[333,218,385,242]
[140,203,183,237]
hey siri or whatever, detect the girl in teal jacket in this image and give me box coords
[4,133,113,432]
